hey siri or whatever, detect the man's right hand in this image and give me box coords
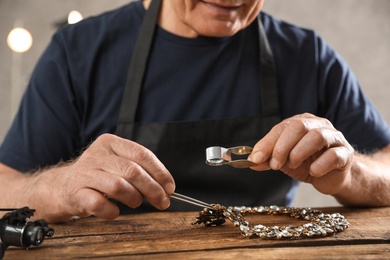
[0,133,176,223]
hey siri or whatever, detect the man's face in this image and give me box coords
[159,0,265,38]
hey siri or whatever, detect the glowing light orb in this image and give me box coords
[68,10,83,24]
[7,27,33,53]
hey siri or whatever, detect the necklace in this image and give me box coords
[192,204,349,239]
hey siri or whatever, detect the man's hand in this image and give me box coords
[248,113,355,195]
[0,134,175,223]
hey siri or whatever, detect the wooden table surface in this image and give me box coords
[3,207,390,259]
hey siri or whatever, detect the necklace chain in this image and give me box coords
[192,204,350,239]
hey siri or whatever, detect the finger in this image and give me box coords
[78,168,145,209]
[310,146,353,177]
[115,160,171,210]
[271,115,335,170]
[75,163,169,210]
[286,127,337,169]
[249,124,283,165]
[269,119,308,170]
[250,161,271,171]
[71,188,120,220]
[100,134,176,194]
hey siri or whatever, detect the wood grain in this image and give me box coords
[4,207,390,259]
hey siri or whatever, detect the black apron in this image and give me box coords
[115,0,293,212]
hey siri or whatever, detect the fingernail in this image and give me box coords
[162,195,171,209]
[270,158,280,170]
[251,151,265,163]
[164,183,175,195]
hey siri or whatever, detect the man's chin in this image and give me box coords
[194,21,243,37]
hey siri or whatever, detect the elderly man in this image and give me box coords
[1,0,389,223]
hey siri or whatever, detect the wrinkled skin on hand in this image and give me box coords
[248,113,355,195]
[26,134,175,223]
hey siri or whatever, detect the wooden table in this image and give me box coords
[3,207,390,259]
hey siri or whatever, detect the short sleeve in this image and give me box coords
[0,33,83,172]
[316,34,390,152]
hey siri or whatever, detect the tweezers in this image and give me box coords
[169,192,213,210]
[206,146,257,168]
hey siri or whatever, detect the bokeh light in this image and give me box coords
[7,27,33,53]
[68,10,83,24]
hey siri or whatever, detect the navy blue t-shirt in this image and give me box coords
[1,0,390,174]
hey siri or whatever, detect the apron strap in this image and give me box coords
[116,1,280,137]
[116,0,162,125]
[257,19,279,116]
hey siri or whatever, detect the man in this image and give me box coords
[1,0,390,223]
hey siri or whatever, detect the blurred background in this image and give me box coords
[0,0,389,207]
